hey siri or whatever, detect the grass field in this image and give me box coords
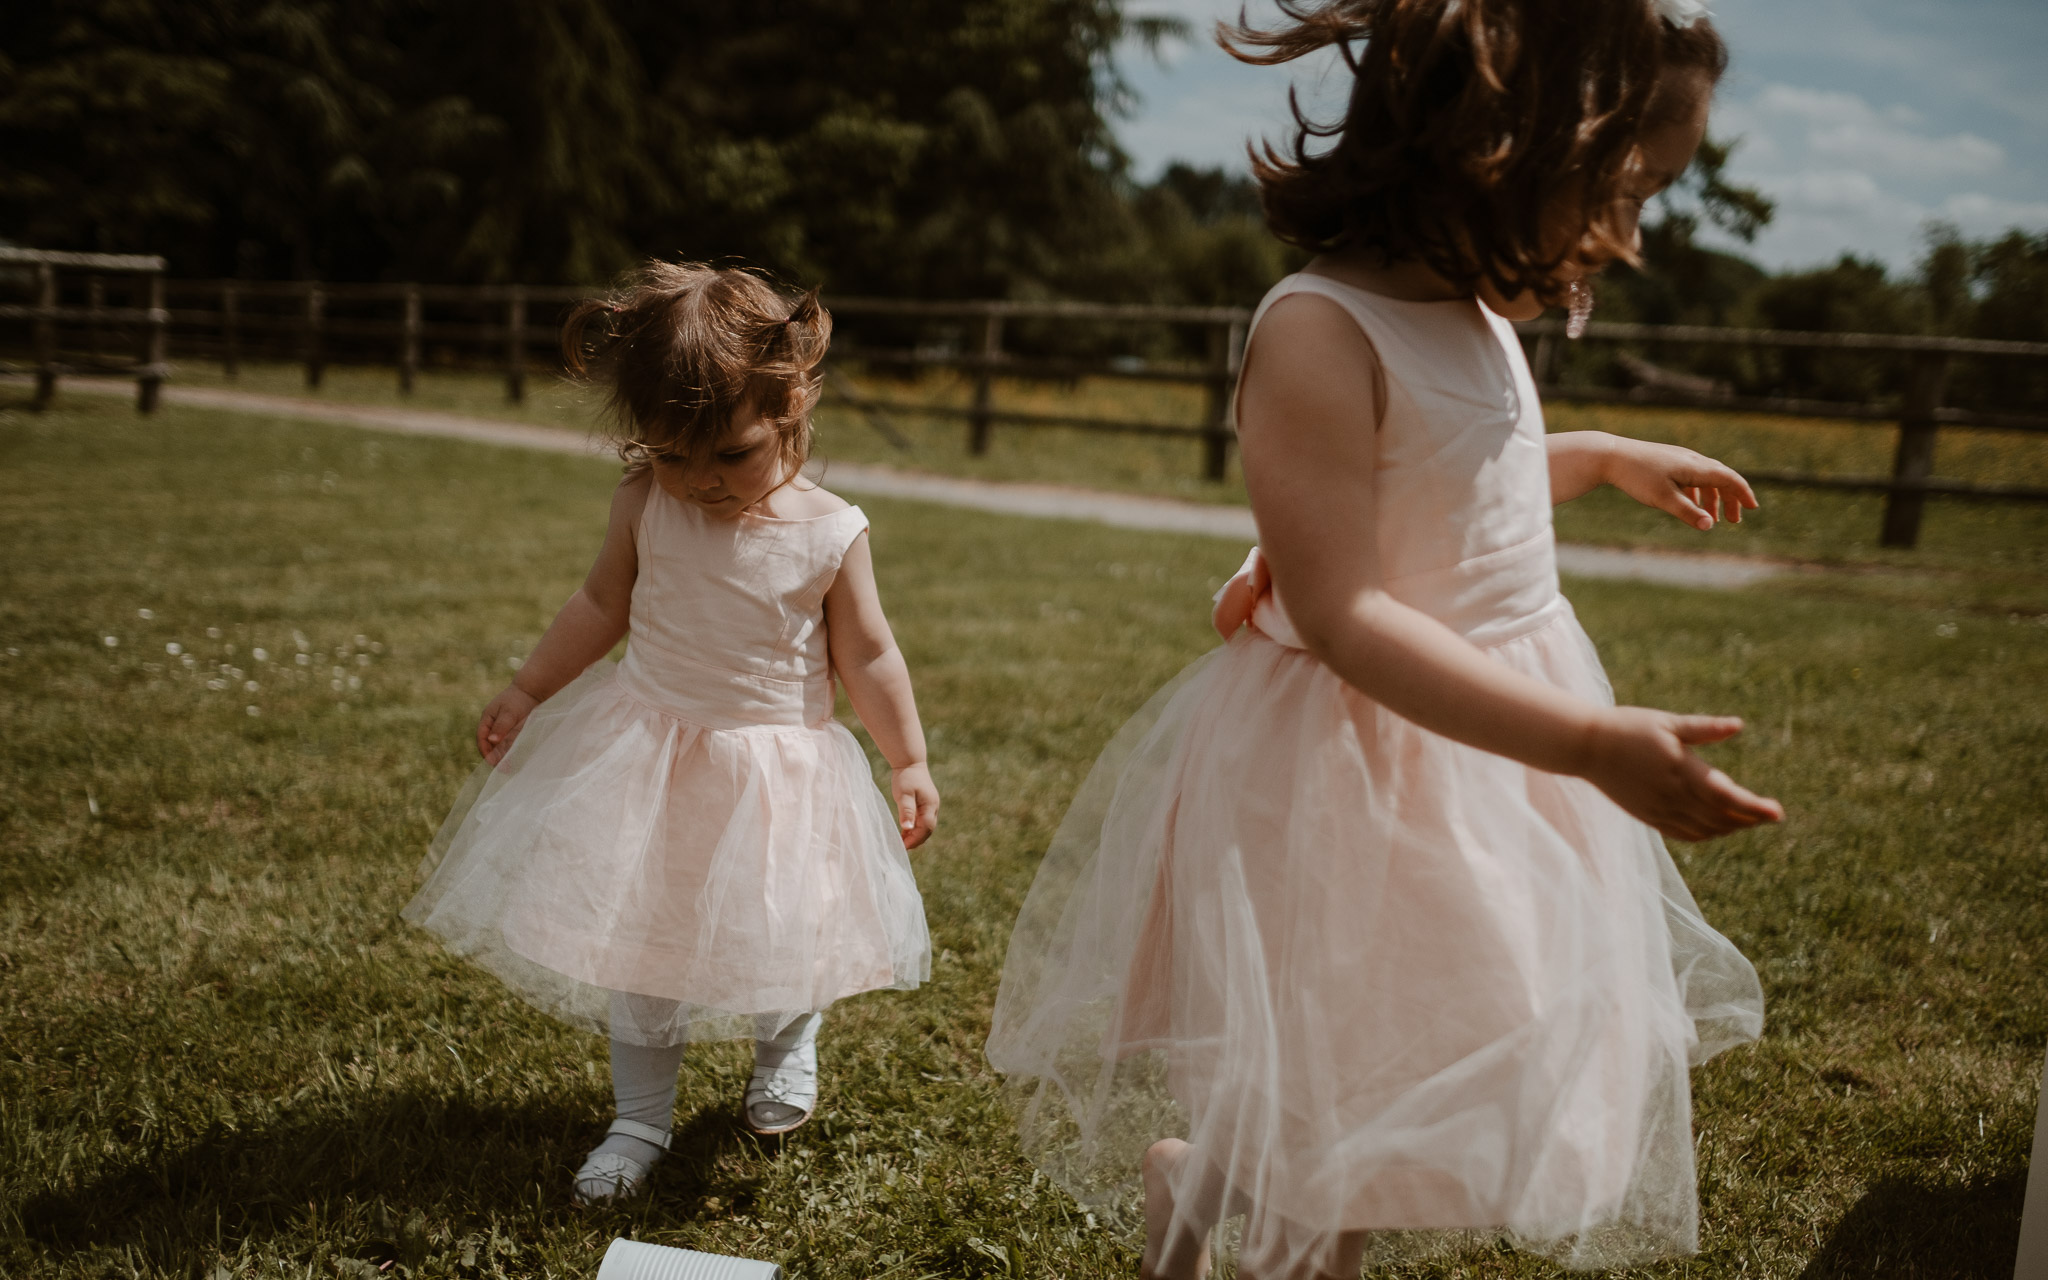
[3,392,2047,1279]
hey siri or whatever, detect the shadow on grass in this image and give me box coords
[1799,1172,2024,1280]
[16,1088,766,1267]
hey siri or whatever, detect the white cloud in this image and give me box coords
[1739,84,2003,179]
[1707,81,2045,268]
[1934,193,2048,231]
[1765,170,1885,212]
[1115,6,1349,180]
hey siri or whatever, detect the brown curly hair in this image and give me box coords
[561,262,832,481]
[1229,0,1728,302]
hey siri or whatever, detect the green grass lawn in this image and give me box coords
[3,393,2046,1279]
[158,358,2048,614]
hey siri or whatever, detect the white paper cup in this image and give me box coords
[595,1238,783,1280]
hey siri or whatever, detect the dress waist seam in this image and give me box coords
[608,669,836,734]
[1378,525,1554,588]
[625,631,821,688]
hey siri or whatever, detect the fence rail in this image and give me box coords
[6,269,2046,548]
[0,248,169,412]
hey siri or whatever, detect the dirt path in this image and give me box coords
[27,377,1787,589]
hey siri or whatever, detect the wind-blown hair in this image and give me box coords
[562,262,831,480]
[1229,0,1728,301]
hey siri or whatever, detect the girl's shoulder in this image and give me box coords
[760,481,854,521]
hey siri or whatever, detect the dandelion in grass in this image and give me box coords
[331,679,344,692]
[507,656,523,670]
[296,653,310,666]
[354,634,368,648]
[206,627,222,639]
[356,654,370,666]
[137,608,153,620]
[245,680,260,693]
[331,666,345,678]
[103,635,119,647]
[166,642,182,656]
[293,630,309,651]
[348,675,361,690]
[246,705,260,717]
[252,647,268,662]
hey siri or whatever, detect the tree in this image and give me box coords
[0,0,1180,293]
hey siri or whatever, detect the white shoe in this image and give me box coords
[744,1040,818,1135]
[572,1118,671,1205]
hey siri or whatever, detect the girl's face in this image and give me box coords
[1602,64,1717,266]
[1479,65,1716,320]
[649,411,792,519]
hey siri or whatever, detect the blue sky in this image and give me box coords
[1112,0,2048,274]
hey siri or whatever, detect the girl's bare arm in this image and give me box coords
[824,532,939,848]
[1239,295,1780,840]
[476,472,648,762]
[1546,430,1759,528]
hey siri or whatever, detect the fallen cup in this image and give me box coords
[596,1237,783,1280]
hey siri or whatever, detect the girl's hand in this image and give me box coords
[1605,438,1759,531]
[1580,706,1783,842]
[891,763,940,850]
[476,685,541,765]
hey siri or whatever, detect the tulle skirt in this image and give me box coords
[985,604,1762,1271]
[404,663,930,1046]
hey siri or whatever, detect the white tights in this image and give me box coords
[592,1010,824,1163]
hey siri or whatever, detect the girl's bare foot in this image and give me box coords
[1142,1138,1213,1280]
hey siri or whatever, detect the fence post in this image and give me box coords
[31,263,58,410]
[221,283,240,378]
[137,271,166,414]
[1878,352,1950,549]
[969,308,1004,455]
[87,276,106,367]
[399,284,422,394]
[1201,320,1245,482]
[1533,330,1559,385]
[505,285,527,404]
[303,285,326,388]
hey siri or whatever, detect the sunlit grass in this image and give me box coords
[3,394,2044,1278]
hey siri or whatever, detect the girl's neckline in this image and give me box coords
[739,505,854,524]
[663,485,854,524]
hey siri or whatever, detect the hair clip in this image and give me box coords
[1652,0,1710,28]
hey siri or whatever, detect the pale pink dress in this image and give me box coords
[405,484,929,1046]
[986,275,1762,1270]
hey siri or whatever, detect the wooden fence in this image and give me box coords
[0,248,168,411]
[7,272,2047,549]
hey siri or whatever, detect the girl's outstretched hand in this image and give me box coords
[1580,706,1783,842]
[891,763,940,850]
[1606,438,1759,531]
[476,685,540,766]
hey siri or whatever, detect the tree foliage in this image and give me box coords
[0,0,1164,295]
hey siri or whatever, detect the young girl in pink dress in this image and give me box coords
[987,2,1779,1275]
[405,263,938,1204]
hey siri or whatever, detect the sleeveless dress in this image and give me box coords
[985,275,1763,1270]
[404,484,929,1047]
